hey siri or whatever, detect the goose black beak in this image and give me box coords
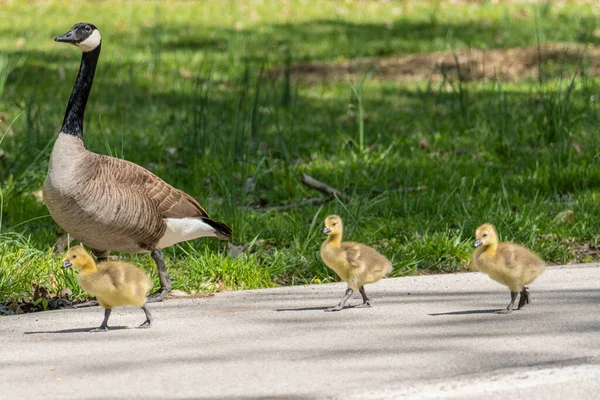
[323,226,331,234]
[62,260,73,269]
[473,239,483,248]
[55,29,77,44]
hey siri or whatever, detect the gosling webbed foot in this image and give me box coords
[355,301,371,308]
[517,287,530,310]
[325,288,354,312]
[89,325,109,333]
[357,286,370,308]
[138,305,153,328]
[138,320,151,329]
[496,291,518,314]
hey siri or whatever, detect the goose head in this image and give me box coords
[474,223,498,248]
[62,245,95,270]
[55,23,101,52]
[323,215,343,236]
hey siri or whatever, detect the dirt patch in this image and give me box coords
[271,44,600,83]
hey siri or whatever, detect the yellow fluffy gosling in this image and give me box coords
[472,224,545,314]
[62,246,153,331]
[320,215,392,311]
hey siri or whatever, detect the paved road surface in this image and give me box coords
[1,264,599,399]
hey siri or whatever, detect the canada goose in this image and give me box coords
[62,246,153,332]
[44,23,232,302]
[320,215,392,311]
[472,223,545,314]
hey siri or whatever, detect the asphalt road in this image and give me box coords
[1,264,599,399]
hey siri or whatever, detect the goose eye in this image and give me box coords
[85,25,92,32]
[72,254,77,259]
[483,233,488,237]
[332,222,337,226]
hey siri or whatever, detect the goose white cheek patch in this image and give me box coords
[77,29,101,52]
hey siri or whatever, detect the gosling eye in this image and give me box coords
[85,25,92,32]
[483,233,488,237]
[72,254,77,259]
[332,222,337,226]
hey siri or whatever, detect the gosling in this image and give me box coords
[62,246,153,331]
[472,223,545,314]
[320,215,392,311]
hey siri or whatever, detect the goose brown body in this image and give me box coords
[44,134,227,254]
[320,215,392,311]
[472,223,545,313]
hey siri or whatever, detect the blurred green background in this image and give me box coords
[0,0,599,306]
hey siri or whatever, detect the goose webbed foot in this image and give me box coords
[149,249,171,303]
[72,300,99,308]
[495,291,518,315]
[325,288,354,312]
[517,287,530,310]
[146,289,169,303]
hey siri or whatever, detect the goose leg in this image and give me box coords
[355,286,371,308]
[517,287,530,309]
[147,249,171,302]
[90,308,111,332]
[496,291,519,314]
[138,305,152,328]
[74,249,110,308]
[325,289,354,312]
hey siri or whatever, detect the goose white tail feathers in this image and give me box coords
[158,217,232,248]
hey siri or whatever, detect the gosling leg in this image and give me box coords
[517,287,530,310]
[325,288,354,312]
[147,249,171,302]
[90,308,111,332]
[138,305,153,328]
[355,285,371,308]
[496,291,519,314]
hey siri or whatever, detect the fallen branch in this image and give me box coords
[247,173,349,212]
[300,173,350,201]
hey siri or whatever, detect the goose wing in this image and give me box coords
[97,155,210,219]
[72,153,222,249]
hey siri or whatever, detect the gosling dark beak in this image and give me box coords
[323,226,331,234]
[55,29,77,44]
[62,260,73,269]
[473,239,483,248]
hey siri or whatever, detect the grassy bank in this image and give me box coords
[1,0,599,304]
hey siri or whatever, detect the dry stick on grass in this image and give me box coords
[300,173,350,201]
[251,173,350,212]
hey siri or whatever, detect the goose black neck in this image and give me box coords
[60,44,101,139]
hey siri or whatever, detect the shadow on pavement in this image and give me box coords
[429,309,501,316]
[24,326,131,334]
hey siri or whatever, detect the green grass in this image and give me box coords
[0,0,599,304]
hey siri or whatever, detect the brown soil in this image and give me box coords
[271,44,600,83]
